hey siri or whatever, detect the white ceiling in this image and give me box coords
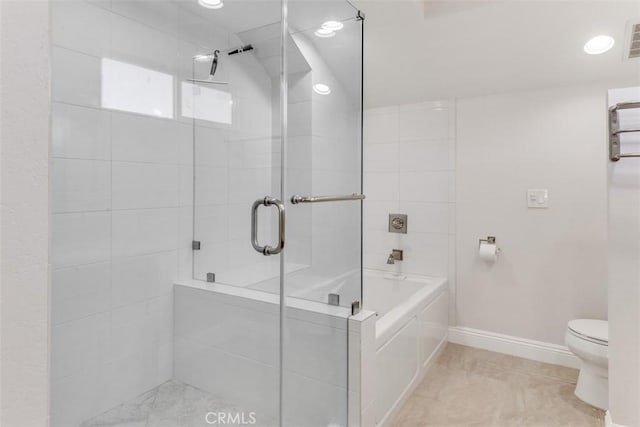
[353,0,640,107]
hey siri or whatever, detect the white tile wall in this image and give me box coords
[110,12,179,74]
[111,251,177,308]
[52,263,111,325]
[399,141,450,172]
[51,1,213,425]
[363,101,456,283]
[52,312,111,379]
[399,171,449,202]
[110,294,173,361]
[398,105,449,141]
[52,0,111,57]
[111,112,191,164]
[111,208,180,258]
[52,103,111,160]
[52,46,102,108]
[52,212,111,267]
[112,162,180,209]
[110,0,181,35]
[52,158,111,213]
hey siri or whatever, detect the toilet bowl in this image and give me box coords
[565,319,608,410]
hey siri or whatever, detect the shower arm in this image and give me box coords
[199,44,254,58]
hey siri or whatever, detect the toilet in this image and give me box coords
[565,319,609,410]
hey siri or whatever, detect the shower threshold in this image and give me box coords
[80,380,275,427]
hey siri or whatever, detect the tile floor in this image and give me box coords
[81,343,603,427]
[392,343,605,427]
[81,380,276,427]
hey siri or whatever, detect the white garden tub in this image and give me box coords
[353,269,449,427]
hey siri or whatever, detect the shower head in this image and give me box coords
[187,50,226,85]
[209,50,220,77]
[189,44,254,85]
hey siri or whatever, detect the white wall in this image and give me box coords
[363,101,455,283]
[607,86,640,427]
[455,83,612,346]
[0,1,51,425]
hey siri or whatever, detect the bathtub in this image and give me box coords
[351,269,449,427]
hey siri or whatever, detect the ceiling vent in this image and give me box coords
[628,23,640,59]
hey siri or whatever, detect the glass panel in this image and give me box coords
[192,20,284,287]
[284,0,363,307]
[181,81,233,124]
[51,0,361,424]
[189,3,283,425]
[51,1,283,425]
[283,1,363,426]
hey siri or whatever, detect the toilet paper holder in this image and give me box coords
[478,236,496,248]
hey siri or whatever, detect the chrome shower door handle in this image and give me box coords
[251,196,285,256]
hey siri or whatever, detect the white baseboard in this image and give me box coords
[605,411,627,427]
[448,326,579,369]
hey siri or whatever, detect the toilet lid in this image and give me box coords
[568,319,608,344]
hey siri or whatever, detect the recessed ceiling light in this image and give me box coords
[313,83,331,95]
[322,21,344,31]
[314,28,335,38]
[584,35,615,55]
[198,0,224,9]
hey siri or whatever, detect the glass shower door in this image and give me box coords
[189,0,363,425]
[50,0,361,424]
[187,7,284,426]
[282,2,364,426]
[283,1,364,308]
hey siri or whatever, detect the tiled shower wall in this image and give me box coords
[50,1,273,425]
[363,101,456,288]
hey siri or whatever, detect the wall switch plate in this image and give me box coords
[527,189,549,208]
[389,214,408,233]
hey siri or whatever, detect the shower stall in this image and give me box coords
[50,0,363,425]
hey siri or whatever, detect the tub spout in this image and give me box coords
[387,249,403,264]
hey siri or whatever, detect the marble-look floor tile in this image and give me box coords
[81,380,277,427]
[392,343,604,427]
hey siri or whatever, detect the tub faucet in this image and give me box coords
[387,249,403,264]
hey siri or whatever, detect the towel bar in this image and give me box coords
[609,101,640,161]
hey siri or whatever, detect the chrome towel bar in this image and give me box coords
[609,101,640,161]
[290,193,365,204]
[610,101,640,112]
